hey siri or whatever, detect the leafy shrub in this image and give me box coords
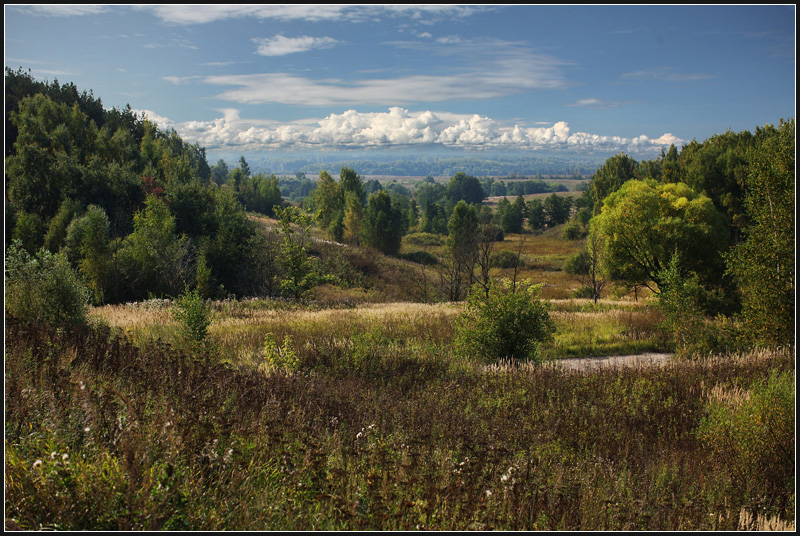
[490,249,524,269]
[404,232,444,247]
[401,250,439,266]
[172,288,212,347]
[697,369,795,510]
[657,255,740,357]
[262,332,299,372]
[561,219,586,240]
[4,240,90,328]
[455,279,555,364]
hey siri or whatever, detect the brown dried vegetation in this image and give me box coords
[5,314,794,530]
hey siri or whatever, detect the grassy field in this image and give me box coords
[4,224,795,531]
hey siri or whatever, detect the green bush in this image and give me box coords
[657,255,740,357]
[5,240,90,328]
[696,369,795,510]
[490,250,524,269]
[262,332,299,372]
[172,288,212,347]
[455,279,555,364]
[561,219,586,240]
[401,250,439,266]
[404,232,444,247]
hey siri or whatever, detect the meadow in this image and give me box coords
[4,228,795,531]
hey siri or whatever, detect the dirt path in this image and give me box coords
[546,353,674,371]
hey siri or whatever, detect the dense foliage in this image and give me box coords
[4,69,275,302]
[455,279,556,364]
[725,119,795,347]
[5,240,90,328]
[591,180,729,294]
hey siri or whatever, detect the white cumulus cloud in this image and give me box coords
[148,107,686,155]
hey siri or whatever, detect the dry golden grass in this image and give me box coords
[212,301,461,362]
[738,507,796,531]
[91,292,670,367]
[92,299,462,365]
[708,383,752,407]
[89,300,177,339]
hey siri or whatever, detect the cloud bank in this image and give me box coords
[140,107,684,155]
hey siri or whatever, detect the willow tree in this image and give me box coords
[591,179,728,294]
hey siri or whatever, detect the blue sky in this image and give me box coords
[5,5,795,160]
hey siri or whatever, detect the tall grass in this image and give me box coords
[5,315,794,530]
[543,304,669,358]
[91,298,668,366]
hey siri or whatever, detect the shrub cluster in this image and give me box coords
[5,240,90,328]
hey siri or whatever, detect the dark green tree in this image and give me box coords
[239,155,251,177]
[362,190,404,255]
[203,187,257,296]
[543,193,572,226]
[445,201,480,301]
[339,167,366,205]
[313,170,345,240]
[118,195,191,300]
[237,173,283,217]
[211,159,229,185]
[497,196,525,234]
[445,172,485,205]
[490,180,507,196]
[526,198,546,231]
[590,152,638,215]
[726,119,795,347]
[679,130,751,238]
[65,204,112,304]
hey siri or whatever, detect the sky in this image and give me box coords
[5,4,796,161]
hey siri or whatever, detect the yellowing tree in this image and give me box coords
[591,179,728,294]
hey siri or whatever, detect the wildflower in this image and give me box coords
[501,466,514,483]
[32,459,43,469]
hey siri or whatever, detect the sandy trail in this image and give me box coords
[546,353,673,371]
